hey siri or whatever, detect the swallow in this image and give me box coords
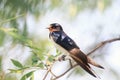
[47,23,104,78]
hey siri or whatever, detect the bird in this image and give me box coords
[47,23,104,78]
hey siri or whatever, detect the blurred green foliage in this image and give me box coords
[0,0,112,80]
[20,71,34,80]
[11,59,24,68]
[0,0,111,46]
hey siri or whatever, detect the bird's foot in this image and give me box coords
[58,55,67,61]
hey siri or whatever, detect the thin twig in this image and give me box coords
[0,14,25,25]
[43,68,50,80]
[52,64,78,80]
[50,70,57,78]
[43,61,57,80]
[87,37,120,56]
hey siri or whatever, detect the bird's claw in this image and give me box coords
[58,55,67,61]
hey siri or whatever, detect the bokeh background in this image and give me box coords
[0,0,120,80]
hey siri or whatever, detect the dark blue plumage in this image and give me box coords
[49,31,79,51]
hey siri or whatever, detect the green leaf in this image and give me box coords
[56,49,62,56]
[11,59,23,68]
[20,71,34,80]
[21,75,26,80]
[37,62,44,69]
[8,69,22,73]
[48,55,55,62]
[30,73,34,80]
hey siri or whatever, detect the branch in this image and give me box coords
[43,69,50,80]
[43,61,56,80]
[87,37,120,56]
[43,37,120,80]
[0,14,25,25]
[52,64,78,80]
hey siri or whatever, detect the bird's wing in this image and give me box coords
[56,32,80,51]
[69,48,97,77]
[56,32,88,65]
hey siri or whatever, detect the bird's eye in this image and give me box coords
[51,26,56,29]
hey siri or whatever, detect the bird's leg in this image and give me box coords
[68,59,73,68]
[58,55,73,67]
[58,55,67,61]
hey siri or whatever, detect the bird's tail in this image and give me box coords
[87,57,104,69]
[70,54,98,78]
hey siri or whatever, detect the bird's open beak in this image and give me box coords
[46,26,53,32]
[46,27,52,32]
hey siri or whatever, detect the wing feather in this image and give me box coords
[70,52,97,78]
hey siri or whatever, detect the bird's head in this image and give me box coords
[47,23,63,32]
